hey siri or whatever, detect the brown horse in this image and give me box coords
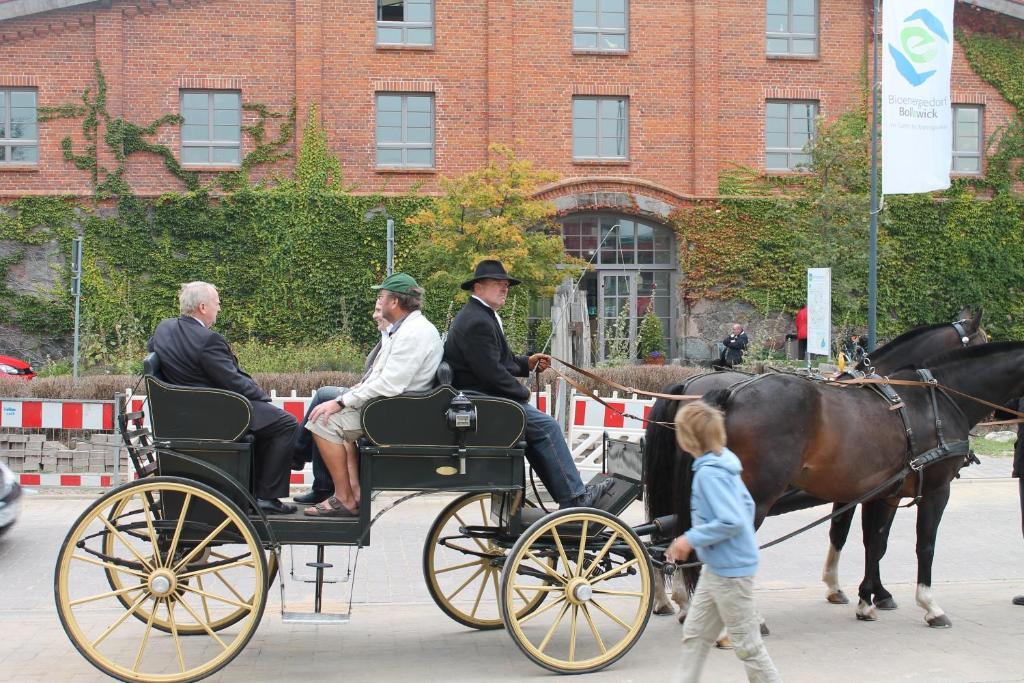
[644,313,987,618]
[662,342,1024,628]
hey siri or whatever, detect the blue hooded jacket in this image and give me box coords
[683,447,759,578]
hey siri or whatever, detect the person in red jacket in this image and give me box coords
[795,306,808,360]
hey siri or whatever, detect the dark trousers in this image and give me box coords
[289,386,344,493]
[798,338,807,360]
[250,402,298,499]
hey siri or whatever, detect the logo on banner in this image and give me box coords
[888,8,950,87]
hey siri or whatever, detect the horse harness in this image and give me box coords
[832,368,973,507]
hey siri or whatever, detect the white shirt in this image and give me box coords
[471,295,504,332]
[341,310,443,409]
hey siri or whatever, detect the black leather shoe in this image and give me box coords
[1013,595,1024,606]
[561,478,615,510]
[293,489,332,505]
[256,498,297,515]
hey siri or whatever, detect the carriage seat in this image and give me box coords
[139,352,255,504]
[143,352,252,442]
[360,383,526,449]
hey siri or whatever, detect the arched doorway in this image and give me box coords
[557,213,677,361]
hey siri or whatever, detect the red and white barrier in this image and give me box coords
[6,386,556,489]
[18,473,118,488]
[0,399,114,430]
[568,391,655,475]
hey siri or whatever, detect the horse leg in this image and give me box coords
[823,504,855,604]
[672,570,692,623]
[856,500,898,622]
[915,484,953,628]
[652,570,674,615]
[867,503,899,610]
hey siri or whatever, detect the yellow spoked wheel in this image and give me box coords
[103,497,278,636]
[423,492,549,630]
[55,477,268,683]
[499,508,653,674]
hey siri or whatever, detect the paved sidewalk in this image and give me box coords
[1,477,1021,682]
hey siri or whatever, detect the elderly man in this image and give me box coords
[443,260,608,509]
[303,273,443,516]
[147,281,298,514]
[291,300,390,506]
[720,323,749,369]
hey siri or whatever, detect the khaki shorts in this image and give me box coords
[305,405,364,444]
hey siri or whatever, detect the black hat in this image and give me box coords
[460,259,522,291]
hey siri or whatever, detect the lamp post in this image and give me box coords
[70,236,83,380]
[363,207,395,277]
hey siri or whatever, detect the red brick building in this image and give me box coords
[1,0,1021,357]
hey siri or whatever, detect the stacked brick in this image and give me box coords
[0,432,128,474]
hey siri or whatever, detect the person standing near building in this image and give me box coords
[666,402,781,683]
[795,306,808,360]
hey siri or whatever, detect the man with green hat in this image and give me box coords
[303,272,442,517]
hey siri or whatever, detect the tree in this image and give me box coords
[407,144,583,327]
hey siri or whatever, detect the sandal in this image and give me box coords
[303,496,358,517]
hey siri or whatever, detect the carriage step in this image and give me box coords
[282,611,350,624]
[306,561,333,569]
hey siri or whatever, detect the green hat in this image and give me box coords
[372,272,420,295]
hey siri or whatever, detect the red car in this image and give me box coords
[0,355,35,380]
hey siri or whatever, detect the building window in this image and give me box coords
[0,88,38,165]
[765,100,817,171]
[766,0,817,57]
[573,0,628,52]
[559,214,676,360]
[952,105,983,174]
[573,97,628,160]
[376,93,435,168]
[377,0,433,46]
[180,91,241,166]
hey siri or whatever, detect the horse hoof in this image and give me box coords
[653,605,674,616]
[827,591,850,605]
[677,611,688,624]
[927,614,952,629]
[760,622,770,637]
[715,636,733,650]
[875,597,898,610]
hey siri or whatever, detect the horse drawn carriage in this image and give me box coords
[54,354,669,683]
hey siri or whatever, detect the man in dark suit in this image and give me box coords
[147,281,298,514]
[444,260,608,509]
[720,324,749,368]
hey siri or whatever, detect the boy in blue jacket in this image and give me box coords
[666,401,781,683]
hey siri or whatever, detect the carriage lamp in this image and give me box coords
[446,392,478,433]
[446,392,477,475]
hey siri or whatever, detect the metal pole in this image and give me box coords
[71,236,83,380]
[386,218,395,277]
[867,0,881,352]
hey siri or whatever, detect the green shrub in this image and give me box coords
[637,307,666,358]
[231,338,365,374]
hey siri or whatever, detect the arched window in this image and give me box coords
[558,214,677,361]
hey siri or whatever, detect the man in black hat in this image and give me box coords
[444,260,608,509]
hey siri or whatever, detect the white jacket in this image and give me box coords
[341,310,443,410]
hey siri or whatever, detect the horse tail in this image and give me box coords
[643,382,689,523]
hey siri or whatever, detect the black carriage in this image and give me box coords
[55,355,666,682]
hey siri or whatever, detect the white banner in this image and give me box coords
[881,0,954,195]
[807,268,831,359]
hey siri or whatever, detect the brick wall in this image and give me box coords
[0,0,1019,203]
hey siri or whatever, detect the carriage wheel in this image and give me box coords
[103,496,278,636]
[499,508,653,674]
[55,477,268,683]
[423,492,550,630]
